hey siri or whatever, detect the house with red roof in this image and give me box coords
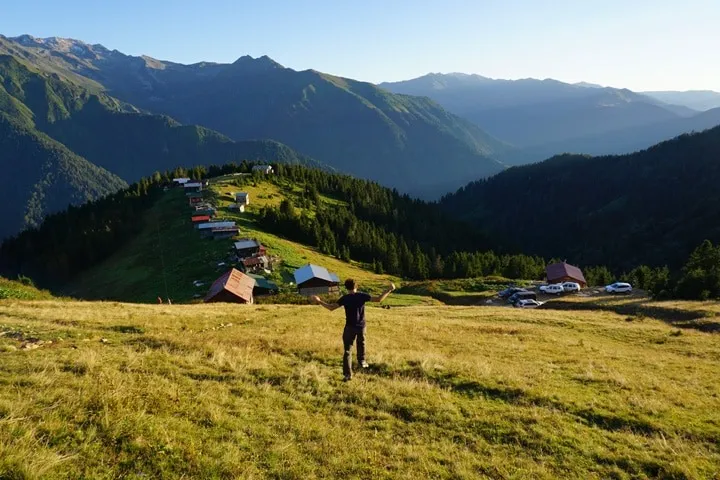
[204,268,254,304]
[546,262,587,287]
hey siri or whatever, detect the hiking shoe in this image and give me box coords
[343,375,352,382]
[360,361,370,369]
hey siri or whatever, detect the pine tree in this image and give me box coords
[676,240,720,299]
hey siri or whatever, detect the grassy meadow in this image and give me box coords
[0,298,719,479]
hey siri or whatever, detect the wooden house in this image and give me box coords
[193,207,216,217]
[234,239,262,258]
[204,268,254,304]
[210,227,240,240]
[197,221,236,238]
[235,192,250,206]
[293,264,340,296]
[242,255,269,272]
[184,182,203,193]
[187,192,203,206]
[546,262,587,287]
[197,221,236,231]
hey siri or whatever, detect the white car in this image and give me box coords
[515,299,542,308]
[606,282,633,294]
[562,282,581,292]
[540,284,564,295]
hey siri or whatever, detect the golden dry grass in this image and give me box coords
[0,299,718,479]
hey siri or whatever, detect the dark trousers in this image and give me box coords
[342,325,366,377]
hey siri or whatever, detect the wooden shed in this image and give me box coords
[204,268,254,304]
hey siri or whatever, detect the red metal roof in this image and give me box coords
[191,215,211,222]
[546,262,587,284]
[204,268,254,303]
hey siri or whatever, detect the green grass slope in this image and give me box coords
[65,178,406,303]
[0,300,718,478]
[0,276,54,300]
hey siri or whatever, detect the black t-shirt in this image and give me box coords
[338,292,372,328]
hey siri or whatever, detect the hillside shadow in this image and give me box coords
[539,298,720,333]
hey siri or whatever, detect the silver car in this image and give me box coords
[514,299,542,308]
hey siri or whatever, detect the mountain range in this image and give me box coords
[0,48,313,240]
[381,73,720,164]
[3,33,720,244]
[0,35,508,199]
[642,90,720,112]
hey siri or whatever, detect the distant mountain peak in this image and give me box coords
[231,54,283,70]
[575,81,604,88]
[8,34,110,59]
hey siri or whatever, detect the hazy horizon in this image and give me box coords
[1,0,719,91]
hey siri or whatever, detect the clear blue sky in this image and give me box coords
[2,0,718,90]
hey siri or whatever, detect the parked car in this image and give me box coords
[606,282,633,294]
[561,282,581,292]
[540,284,564,295]
[498,287,525,299]
[508,290,537,304]
[514,299,542,308]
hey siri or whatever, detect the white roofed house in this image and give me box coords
[184,182,203,193]
[173,177,190,185]
[293,264,340,296]
[196,221,236,231]
[197,221,237,238]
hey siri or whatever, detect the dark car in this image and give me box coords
[498,287,525,299]
[508,290,537,305]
